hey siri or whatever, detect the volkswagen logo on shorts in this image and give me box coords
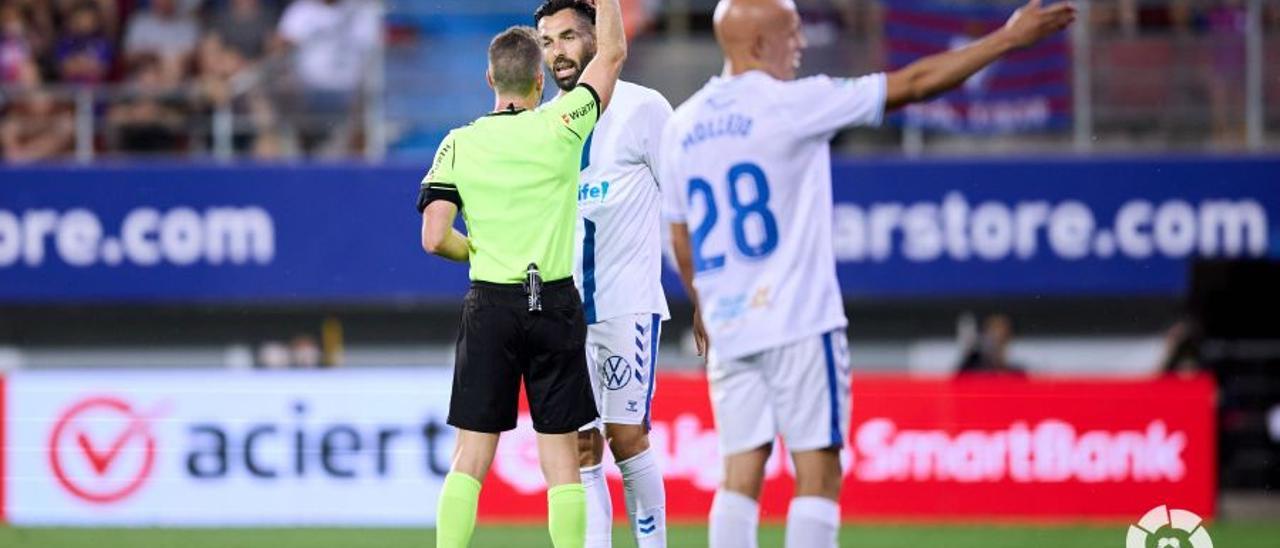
[602,355,632,390]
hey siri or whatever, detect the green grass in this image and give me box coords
[2,522,1276,548]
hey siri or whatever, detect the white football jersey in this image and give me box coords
[660,70,887,361]
[571,80,673,324]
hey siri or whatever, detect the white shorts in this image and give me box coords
[708,329,851,456]
[579,313,661,431]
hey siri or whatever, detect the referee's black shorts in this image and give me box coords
[447,277,597,435]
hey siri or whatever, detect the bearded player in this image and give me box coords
[660,1,1076,546]
[536,1,677,546]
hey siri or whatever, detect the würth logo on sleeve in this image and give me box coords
[48,396,160,504]
[563,102,595,126]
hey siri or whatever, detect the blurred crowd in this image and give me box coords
[952,312,1206,378]
[3,0,1278,163]
[0,0,382,163]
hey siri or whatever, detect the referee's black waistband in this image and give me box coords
[467,277,579,309]
[469,277,575,293]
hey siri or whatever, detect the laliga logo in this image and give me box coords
[49,396,161,504]
[1126,505,1213,548]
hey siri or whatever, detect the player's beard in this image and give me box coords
[552,50,595,92]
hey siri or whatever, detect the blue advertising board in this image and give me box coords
[1,157,1277,304]
[827,156,1279,297]
[0,164,469,304]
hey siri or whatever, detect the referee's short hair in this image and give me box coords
[488,26,542,96]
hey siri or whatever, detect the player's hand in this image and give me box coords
[692,311,709,365]
[1002,0,1076,50]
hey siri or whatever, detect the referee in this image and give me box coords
[416,0,627,546]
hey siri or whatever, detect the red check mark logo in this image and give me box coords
[75,419,146,475]
[50,396,159,504]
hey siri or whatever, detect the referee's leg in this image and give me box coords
[527,284,598,548]
[539,430,590,547]
[437,430,499,548]
[437,288,522,548]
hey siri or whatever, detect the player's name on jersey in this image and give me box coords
[680,113,754,152]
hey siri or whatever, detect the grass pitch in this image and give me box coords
[2,522,1278,548]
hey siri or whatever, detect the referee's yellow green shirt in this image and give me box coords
[421,85,599,284]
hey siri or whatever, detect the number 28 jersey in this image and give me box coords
[660,70,887,361]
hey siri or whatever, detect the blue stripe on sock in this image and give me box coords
[643,314,659,429]
[581,219,597,324]
[822,332,841,448]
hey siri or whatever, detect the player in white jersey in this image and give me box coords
[660,1,1076,546]
[536,1,673,546]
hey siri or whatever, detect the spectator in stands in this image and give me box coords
[53,1,114,84]
[256,340,291,369]
[124,0,199,84]
[957,314,1026,376]
[277,0,380,156]
[1204,0,1247,147]
[0,89,75,162]
[208,0,276,61]
[193,33,284,157]
[290,333,322,368]
[1158,318,1204,377]
[52,0,119,38]
[107,54,187,153]
[1,4,41,86]
[8,1,55,67]
[1115,0,1192,34]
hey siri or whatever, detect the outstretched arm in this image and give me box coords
[884,0,1076,110]
[574,0,627,111]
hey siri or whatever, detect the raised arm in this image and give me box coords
[884,0,1075,110]
[574,0,627,111]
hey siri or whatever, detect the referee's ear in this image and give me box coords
[485,67,496,91]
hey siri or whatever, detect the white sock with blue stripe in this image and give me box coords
[709,489,758,548]
[785,496,839,548]
[617,448,666,547]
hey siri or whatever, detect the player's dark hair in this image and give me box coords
[533,0,596,30]
[488,26,542,96]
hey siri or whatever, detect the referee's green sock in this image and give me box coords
[437,472,482,548]
[547,482,587,548]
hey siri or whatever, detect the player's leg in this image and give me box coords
[710,444,770,548]
[578,334,612,548]
[787,448,842,548]
[706,349,775,548]
[599,313,666,546]
[772,330,851,548]
[605,422,666,547]
[438,287,525,548]
[526,283,599,548]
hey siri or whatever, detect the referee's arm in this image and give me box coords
[421,200,469,262]
[418,132,469,262]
